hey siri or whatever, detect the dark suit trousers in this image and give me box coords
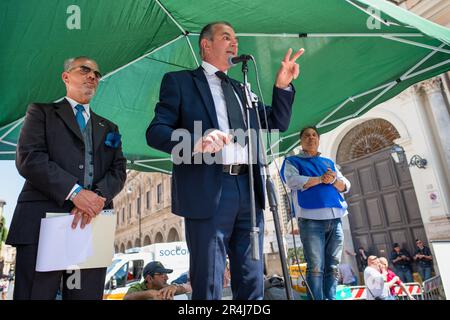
[14,244,106,300]
[185,172,264,300]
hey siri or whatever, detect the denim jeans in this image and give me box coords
[298,218,344,300]
[418,266,432,282]
[394,266,414,283]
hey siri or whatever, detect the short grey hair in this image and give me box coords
[198,21,233,57]
[63,56,94,71]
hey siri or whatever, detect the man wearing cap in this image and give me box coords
[124,261,189,300]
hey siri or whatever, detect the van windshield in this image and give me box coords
[107,259,121,274]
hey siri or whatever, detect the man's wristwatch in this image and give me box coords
[331,176,338,184]
[69,186,83,202]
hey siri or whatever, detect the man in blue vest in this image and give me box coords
[281,126,351,300]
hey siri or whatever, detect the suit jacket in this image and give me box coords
[146,67,294,219]
[6,99,127,245]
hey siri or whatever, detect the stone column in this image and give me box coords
[410,77,450,235]
[417,77,450,182]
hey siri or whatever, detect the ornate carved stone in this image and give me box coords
[414,77,443,95]
[337,118,400,163]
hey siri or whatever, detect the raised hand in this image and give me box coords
[275,48,305,89]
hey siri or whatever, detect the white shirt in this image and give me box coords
[64,96,91,199]
[65,96,91,123]
[364,266,390,300]
[202,61,248,165]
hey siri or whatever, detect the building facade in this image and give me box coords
[113,171,185,253]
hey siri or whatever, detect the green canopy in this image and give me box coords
[1,0,449,173]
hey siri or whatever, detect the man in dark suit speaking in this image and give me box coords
[6,56,127,299]
[146,21,304,300]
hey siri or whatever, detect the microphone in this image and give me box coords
[228,54,253,66]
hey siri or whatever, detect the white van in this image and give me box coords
[103,241,189,300]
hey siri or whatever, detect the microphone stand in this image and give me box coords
[240,60,259,263]
[240,59,294,300]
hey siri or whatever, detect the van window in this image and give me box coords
[113,260,144,288]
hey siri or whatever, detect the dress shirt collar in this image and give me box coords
[65,96,91,115]
[202,61,228,77]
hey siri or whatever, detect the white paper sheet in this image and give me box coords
[35,210,116,272]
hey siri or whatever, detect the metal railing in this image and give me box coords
[422,275,446,300]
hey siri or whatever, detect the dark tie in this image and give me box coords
[215,71,247,147]
[75,104,86,131]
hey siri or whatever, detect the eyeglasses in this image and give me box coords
[68,65,102,79]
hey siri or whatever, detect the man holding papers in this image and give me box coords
[6,56,127,300]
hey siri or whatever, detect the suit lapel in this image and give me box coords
[192,67,219,129]
[54,99,84,141]
[90,111,107,152]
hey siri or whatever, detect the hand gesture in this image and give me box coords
[193,129,232,154]
[275,48,305,89]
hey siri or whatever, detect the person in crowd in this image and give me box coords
[0,276,10,300]
[364,256,392,300]
[390,243,414,283]
[413,239,433,282]
[281,126,351,300]
[124,261,189,300]
[338,263,357,286]
[379,257,415,300]
[345,246,369,273]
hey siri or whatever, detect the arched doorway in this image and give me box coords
[167,228,180,242]
[134,238,141,248]
[120,243,125,253]
[154,232,164,243]
[143,235,151,246]
[338,119,428,263]
[126,241,133,250]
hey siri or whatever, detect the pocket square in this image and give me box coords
[105,132,121,148]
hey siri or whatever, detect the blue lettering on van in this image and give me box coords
[158,248,188,256]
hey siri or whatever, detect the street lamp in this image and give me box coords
[390,144,427,169]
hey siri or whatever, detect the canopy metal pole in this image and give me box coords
[404,59,450,80]
[317,43,448,129]
[134,158,172,163]
[232,32,423,38]
[102,35,185,80]
[131,161,172,174]
[382,37,450,54]
[0,118,23,141]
